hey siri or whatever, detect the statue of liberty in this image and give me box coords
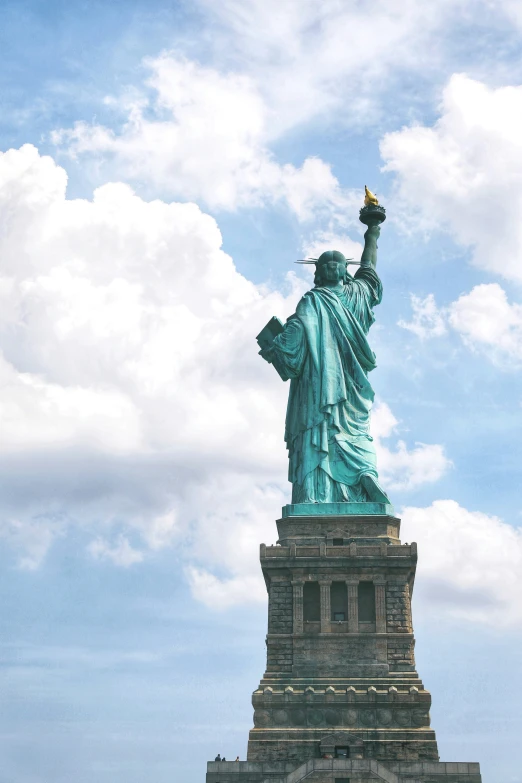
[257,191,389,505]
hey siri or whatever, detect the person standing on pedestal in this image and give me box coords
[258,190,389,505]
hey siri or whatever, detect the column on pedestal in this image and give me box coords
[346,579,359,633]
[319,580,331,632]
[374,579,387,634]
[292,580,304,634]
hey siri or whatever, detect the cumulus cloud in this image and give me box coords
[52,55,350,222]
[50,9,522,233]
[381,74,522,282]
[372,403,452,491]
[51,0,507,222]
[0,143,297,573]
[402,500,522,628]
[187,568,266,611]
[449,283,522,363]
[53,7,516,224]
[397,285,522,365]
[0,144,450,606]
[398,294,448,339]
[200,0,487,135]
[303,229,364,270]
[88,535,144,567]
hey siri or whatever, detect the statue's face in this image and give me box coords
[319,259,346,285]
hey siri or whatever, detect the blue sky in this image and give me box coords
[1,1,522,781]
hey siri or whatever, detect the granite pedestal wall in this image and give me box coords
[206,759,482,783]
[205,503,482,783]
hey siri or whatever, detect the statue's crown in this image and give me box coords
[295,250,354,266]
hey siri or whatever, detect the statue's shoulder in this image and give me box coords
[297,287,324,309]
[305,286,333,299]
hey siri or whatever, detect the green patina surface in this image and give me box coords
[258,204,389,506]
[281,501,396,518]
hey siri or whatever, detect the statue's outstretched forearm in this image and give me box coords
[360,224,380,269]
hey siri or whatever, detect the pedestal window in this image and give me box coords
[303,582,320,621]
[358,581,376,622]
[330,581,348,621]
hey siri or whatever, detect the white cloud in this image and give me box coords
[397,285,522,365]
[449,283,522,363]
[144,510,179,551]
[380,441,451,492]
[199,0,479,135]
[0,354,142,453]
[50,8,522,234]
[0,145,451,606]
[88,535,144,567]
[303,229,364,274]
[500,0,522,28]
[0,515,62,571]
[52,4,507,223]
[372,402,452,491]
[398,293,447,339]
[402,500,522,627]
[187,569,266,610]
[53,55,350,222]
[381,74,522,282]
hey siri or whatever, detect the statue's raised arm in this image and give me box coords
[256,188,389,506]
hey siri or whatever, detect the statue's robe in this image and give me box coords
[266,267,389,504]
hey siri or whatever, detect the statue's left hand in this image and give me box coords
[259,345,274,363]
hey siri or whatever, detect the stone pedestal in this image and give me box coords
[205,504,482,783]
